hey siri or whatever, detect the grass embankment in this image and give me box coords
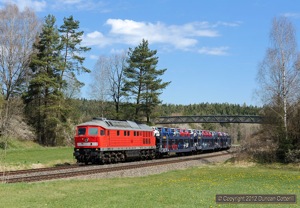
[0,164,299,208]
[0,139,299,208]
[0,138,75,170]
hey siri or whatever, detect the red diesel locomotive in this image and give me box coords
[73,117,156,164]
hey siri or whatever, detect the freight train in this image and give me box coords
[73,117,231,164]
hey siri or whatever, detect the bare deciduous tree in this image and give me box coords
[108,52,127,119]
[90,52,127,119]
[255,16,300,162]
[90,55,111,118]
[257,16,300,137]
[0,4,41,133]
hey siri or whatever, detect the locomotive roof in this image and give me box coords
[77,117,152,131]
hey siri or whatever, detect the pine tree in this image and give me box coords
[59,15,91,92]
[123,39,170,123]
[23,15,63,145]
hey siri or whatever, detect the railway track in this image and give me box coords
[0,150,233,184]
[0,163,79,176]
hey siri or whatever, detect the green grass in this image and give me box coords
[0,139,75,170]
[0,137,41,149]
[0,142,299,207]
[0,147,75,169]
[0,164,299,208]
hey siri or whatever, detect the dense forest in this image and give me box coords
[68,99,261,124]
[156,103,260,117]
[64,99,262,148]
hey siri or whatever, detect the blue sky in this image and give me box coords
[1,0,300,106]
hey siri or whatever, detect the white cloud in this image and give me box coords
[106,19,220,41]
[51,0,109,12]
[0,0,46,11]
[60,0,82,4]
[212,21,242,27]
[198,47,229,56]
[0,0,109,12]
[110,48,127,54]
[83,31,114,48]
[89,55,99,60]
[87,31,103,39]
[83,19,235,55]
[282,12,300,18]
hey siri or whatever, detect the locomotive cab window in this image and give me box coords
[88,127,98,135]
[78,128,86,136]
[100,130,105,136]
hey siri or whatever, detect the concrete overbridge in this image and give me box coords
[155,115,263,124]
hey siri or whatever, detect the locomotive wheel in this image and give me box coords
[111,152,117,163]
[100,158,105,164]
[119,153,125,162]
[104,153,111,164]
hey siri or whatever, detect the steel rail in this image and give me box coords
[1,151,233,183]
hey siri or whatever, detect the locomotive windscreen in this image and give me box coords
[78,128,86,135]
